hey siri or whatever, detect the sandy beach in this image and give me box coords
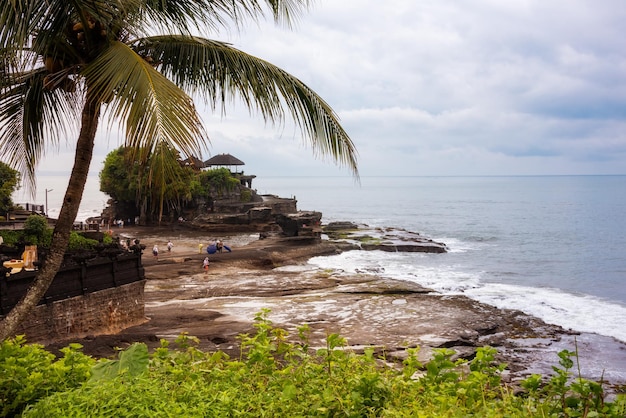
[45,224,626,388]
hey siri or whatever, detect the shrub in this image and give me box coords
[240,189,252,202]
[0,336,94,417]
[9,312,626,417]
[22,215,49,245]
[67,232,100,251]
[0,230,21,246]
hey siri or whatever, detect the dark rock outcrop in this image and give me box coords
[324,222,447,254]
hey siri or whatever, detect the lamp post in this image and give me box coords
[45,189,53,217]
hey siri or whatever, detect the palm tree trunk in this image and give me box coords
[0,93,100,341]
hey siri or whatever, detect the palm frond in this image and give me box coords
[0,2,43,58]
[134,35,359,176]
[140,0,310,34]
[0,69,82,191]
[83,41,208,163]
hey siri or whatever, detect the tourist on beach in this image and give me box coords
[152,244,159,261]
[216,239,232,253]
[198,243,203,253]
[167,240,173,252]
[203,257,209,273]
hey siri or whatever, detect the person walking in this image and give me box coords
[152,244,159,261]
[203,257,209,274]
[167,240,173,252]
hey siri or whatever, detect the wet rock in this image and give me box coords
[324,223,448,254]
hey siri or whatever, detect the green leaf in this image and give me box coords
[89,343,149,383]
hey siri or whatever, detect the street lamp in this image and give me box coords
[45,189,53,217]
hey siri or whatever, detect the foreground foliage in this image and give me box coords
[1,311,624,417]
[0,215,113,250]
[0,162,20,217]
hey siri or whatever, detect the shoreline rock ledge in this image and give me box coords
[323,221,448,253]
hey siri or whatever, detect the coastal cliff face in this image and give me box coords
[187,197,321,237]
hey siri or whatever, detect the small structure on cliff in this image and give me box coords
[204,153,256,187]
[204,153,244,173]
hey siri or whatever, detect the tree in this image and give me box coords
[100,146,197,223]
[0,1,358,340]
[0,161,20,216]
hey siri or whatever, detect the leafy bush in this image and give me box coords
[67,232,99,251]
[7,311,626,417]
[101,233,114,245]
[0,336,94,417]
[240,188,252,202]
[198,168,240,198]
[0,230,21,246]
[23,216,48,242]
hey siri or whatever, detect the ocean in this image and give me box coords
[12,174,110,225]
[15,174,626,345]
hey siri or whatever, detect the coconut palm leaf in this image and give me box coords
[141,0,310,33]
[83,41,208,161]
[133,35,359,175]
[0,69,81,190]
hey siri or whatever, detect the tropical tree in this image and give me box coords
[0,0,358,340]
[100,148,140,206]
[100,146,197,223]
[0,161,20,216]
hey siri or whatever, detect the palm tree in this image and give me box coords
[0,0,358,341]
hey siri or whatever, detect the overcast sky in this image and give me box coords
[38,0,626,177]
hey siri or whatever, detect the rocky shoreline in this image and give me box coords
[45,224,626,390]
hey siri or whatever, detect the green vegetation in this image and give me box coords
[0,215,112,250]
[358,235,385,246]
[240,188,252,203]
[0,336,94,417]
[197,168,241,198]
[100,147,197,223]
[0,162,20,217]
[1,311,623,417]
[100,147,253,221]
[22,215,49,246]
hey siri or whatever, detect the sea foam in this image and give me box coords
[309,249,626,344]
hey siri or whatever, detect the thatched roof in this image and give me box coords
[182,156,205,169]
[204,153,245,167]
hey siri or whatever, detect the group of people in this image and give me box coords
[152,240,174,260]
[150,239,230,274]
[206,239,231,254]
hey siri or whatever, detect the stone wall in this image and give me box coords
[13,280,147,343]
[1,250,147,344]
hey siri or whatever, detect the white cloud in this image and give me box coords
[29,0,626,177]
